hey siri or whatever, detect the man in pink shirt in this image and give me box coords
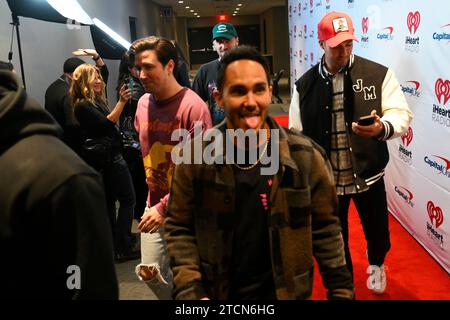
[131,36,212,299]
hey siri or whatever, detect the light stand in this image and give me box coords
[10,13,26,89]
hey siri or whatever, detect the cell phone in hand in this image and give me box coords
[126,77,134,96]
[357,115,375,126]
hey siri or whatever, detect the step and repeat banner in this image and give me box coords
[288,0,450,273]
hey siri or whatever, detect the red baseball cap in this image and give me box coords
[318,11,359,48]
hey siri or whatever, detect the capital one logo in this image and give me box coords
[435,78,450,105]
[407,11,421,35]
[401,127,413,146]
[362,17,369,34]
[384,27,394,35]
[427,201,444,228]
[394,186,414,207]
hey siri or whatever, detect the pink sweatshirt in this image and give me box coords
[134,87,212,215]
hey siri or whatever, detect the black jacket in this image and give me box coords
[0,71,118,299]
[45,65,109,152]
[295,55,390,185]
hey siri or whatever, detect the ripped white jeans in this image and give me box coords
[135,228,173,300]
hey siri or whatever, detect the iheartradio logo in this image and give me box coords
[362,17,369,34]
[435,78,450,105]
[407,11,421,35]
[401,127,413,147]
[427,201,444,228]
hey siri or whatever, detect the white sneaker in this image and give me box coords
[366,264,387,294]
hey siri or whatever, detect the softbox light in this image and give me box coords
[90,18,131,60]
[6,0,92,25]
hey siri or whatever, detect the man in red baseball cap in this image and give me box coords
[290,11,413,295]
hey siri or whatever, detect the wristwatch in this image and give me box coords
[93,54,100,61]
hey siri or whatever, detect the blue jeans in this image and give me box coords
[103,154,136,254]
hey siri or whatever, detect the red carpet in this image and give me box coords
[273,115,289,128]
[272,115,450,300]
[311,202,450,300]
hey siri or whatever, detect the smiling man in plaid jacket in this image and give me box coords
[164,46,353,300]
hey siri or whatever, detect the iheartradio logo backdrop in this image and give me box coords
[287,0,450,274]
[427,201,444,228]
[401,127,413,147]
[435,78,450,105]
[362,17,369,34]
[407,11,421,34]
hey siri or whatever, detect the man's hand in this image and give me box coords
[351,109,384,138]
[138,206,164,233]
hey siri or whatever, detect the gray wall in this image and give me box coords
[0,1,289,105]
[0,0,172,107]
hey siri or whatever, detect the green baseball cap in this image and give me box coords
[212,22,238,40]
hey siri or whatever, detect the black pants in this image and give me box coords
[123,154,147,220]
[103,154,136,254]
[338,178,391,277]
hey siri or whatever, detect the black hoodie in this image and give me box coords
[0,71,118,299]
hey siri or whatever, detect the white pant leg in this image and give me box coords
[135,228,173,300]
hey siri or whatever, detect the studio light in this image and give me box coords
[7,0,92,25]
[46,0,93,25]
[92,18,131,49]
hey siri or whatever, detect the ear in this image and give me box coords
[166,59,175,75]
[213,89,223,109]
[319,40,325,50]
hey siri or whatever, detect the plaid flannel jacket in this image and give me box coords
[165,117,354,300]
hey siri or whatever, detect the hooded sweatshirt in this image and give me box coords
[0,71,118,299]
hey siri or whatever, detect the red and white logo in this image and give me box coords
[383,26,394,35]
[362,17,369,34]
[435,78,450,105]
[427,201,444,228]
[433,155,450,172]
[401,127,413,147]
[395,186,414,205]
[407,11,421,35]
[406,80,420,91]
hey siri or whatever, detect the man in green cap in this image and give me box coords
[192,22,239,125]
